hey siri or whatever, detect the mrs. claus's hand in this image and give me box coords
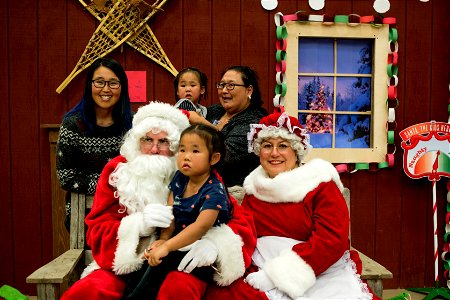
[245,270,275,291]
[178,239,218,273]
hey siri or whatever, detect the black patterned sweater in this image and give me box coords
[206,104,266,187]
[56,111,126,195]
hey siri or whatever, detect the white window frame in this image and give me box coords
[284,22,389,163]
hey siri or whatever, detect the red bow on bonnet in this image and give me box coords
[258,106,305,138]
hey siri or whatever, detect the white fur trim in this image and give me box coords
[112,213,155,275]
[133,117,185,150]
[264,249,316,298]
[121,102,189,160]
[132,101,189,131]
[204,224,245,286]
[80,260,100,278]
[243,158,343,203]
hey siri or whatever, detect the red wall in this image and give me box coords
[0,0,449,295]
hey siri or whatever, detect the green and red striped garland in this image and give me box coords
[274,12,398,173]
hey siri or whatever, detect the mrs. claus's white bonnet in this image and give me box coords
[248,107,311,162]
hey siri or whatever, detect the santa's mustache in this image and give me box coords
[127,154,176,178]
[110,154,176,183]
[109,154,176,214]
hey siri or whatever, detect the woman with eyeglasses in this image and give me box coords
[204,109,375,300]
[158,109,376,300]
[188,65,267,189]
[56,57,133,230]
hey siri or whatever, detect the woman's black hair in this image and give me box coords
[65,57,133,136]
[174,67,208,103]
[220,65,267,114]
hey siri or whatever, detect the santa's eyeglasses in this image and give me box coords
[140,136,170,150]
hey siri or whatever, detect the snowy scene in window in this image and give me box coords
[297,38,373,149]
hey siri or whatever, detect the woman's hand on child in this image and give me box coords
[187,111,203,124]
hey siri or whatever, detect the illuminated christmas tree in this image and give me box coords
[306,84,333,133]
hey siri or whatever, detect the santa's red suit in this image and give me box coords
[61,155,257,300]
[158,158,378,300]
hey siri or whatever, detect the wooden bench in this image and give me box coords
[342,188,393,298]
[357,249,393,298]
[27,189,392,299]
[26,193,94,300]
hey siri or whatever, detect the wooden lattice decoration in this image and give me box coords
[128,24,178,75]
[57,0,178,94]
[81,0,178,75]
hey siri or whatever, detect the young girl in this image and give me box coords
[174,67,208,117]
[122,124,232,299]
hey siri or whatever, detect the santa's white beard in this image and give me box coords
[109,154,177,214]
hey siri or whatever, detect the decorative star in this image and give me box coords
[81,0,177,75]
[57,0,177,93]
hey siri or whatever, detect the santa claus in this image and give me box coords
[62,101,257,300]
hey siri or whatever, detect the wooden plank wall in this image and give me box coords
[0,0,448,295]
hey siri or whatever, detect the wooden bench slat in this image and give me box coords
[357,249,393,280]
[27,192,92,299]
[26,247,84,284]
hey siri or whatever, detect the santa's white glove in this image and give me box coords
[143,204,173,228]
[178,239,218,273]
[245,269,276,292]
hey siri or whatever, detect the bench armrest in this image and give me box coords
[355,249,393,280]
[26,249,84,284]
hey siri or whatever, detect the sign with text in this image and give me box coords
[400,121,450,181]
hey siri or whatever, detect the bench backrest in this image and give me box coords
[342,187,351,241]
[70,193,94,264]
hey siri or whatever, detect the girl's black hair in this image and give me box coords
[65,57,133,136]
[174,67,208,103]
[180,124,225,168]
[220,65,267,114]
[180,124,233,214]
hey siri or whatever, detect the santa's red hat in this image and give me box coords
[120,101,189,161]
[247,107,311,161]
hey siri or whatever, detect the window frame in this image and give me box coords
[284,22,389,163]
